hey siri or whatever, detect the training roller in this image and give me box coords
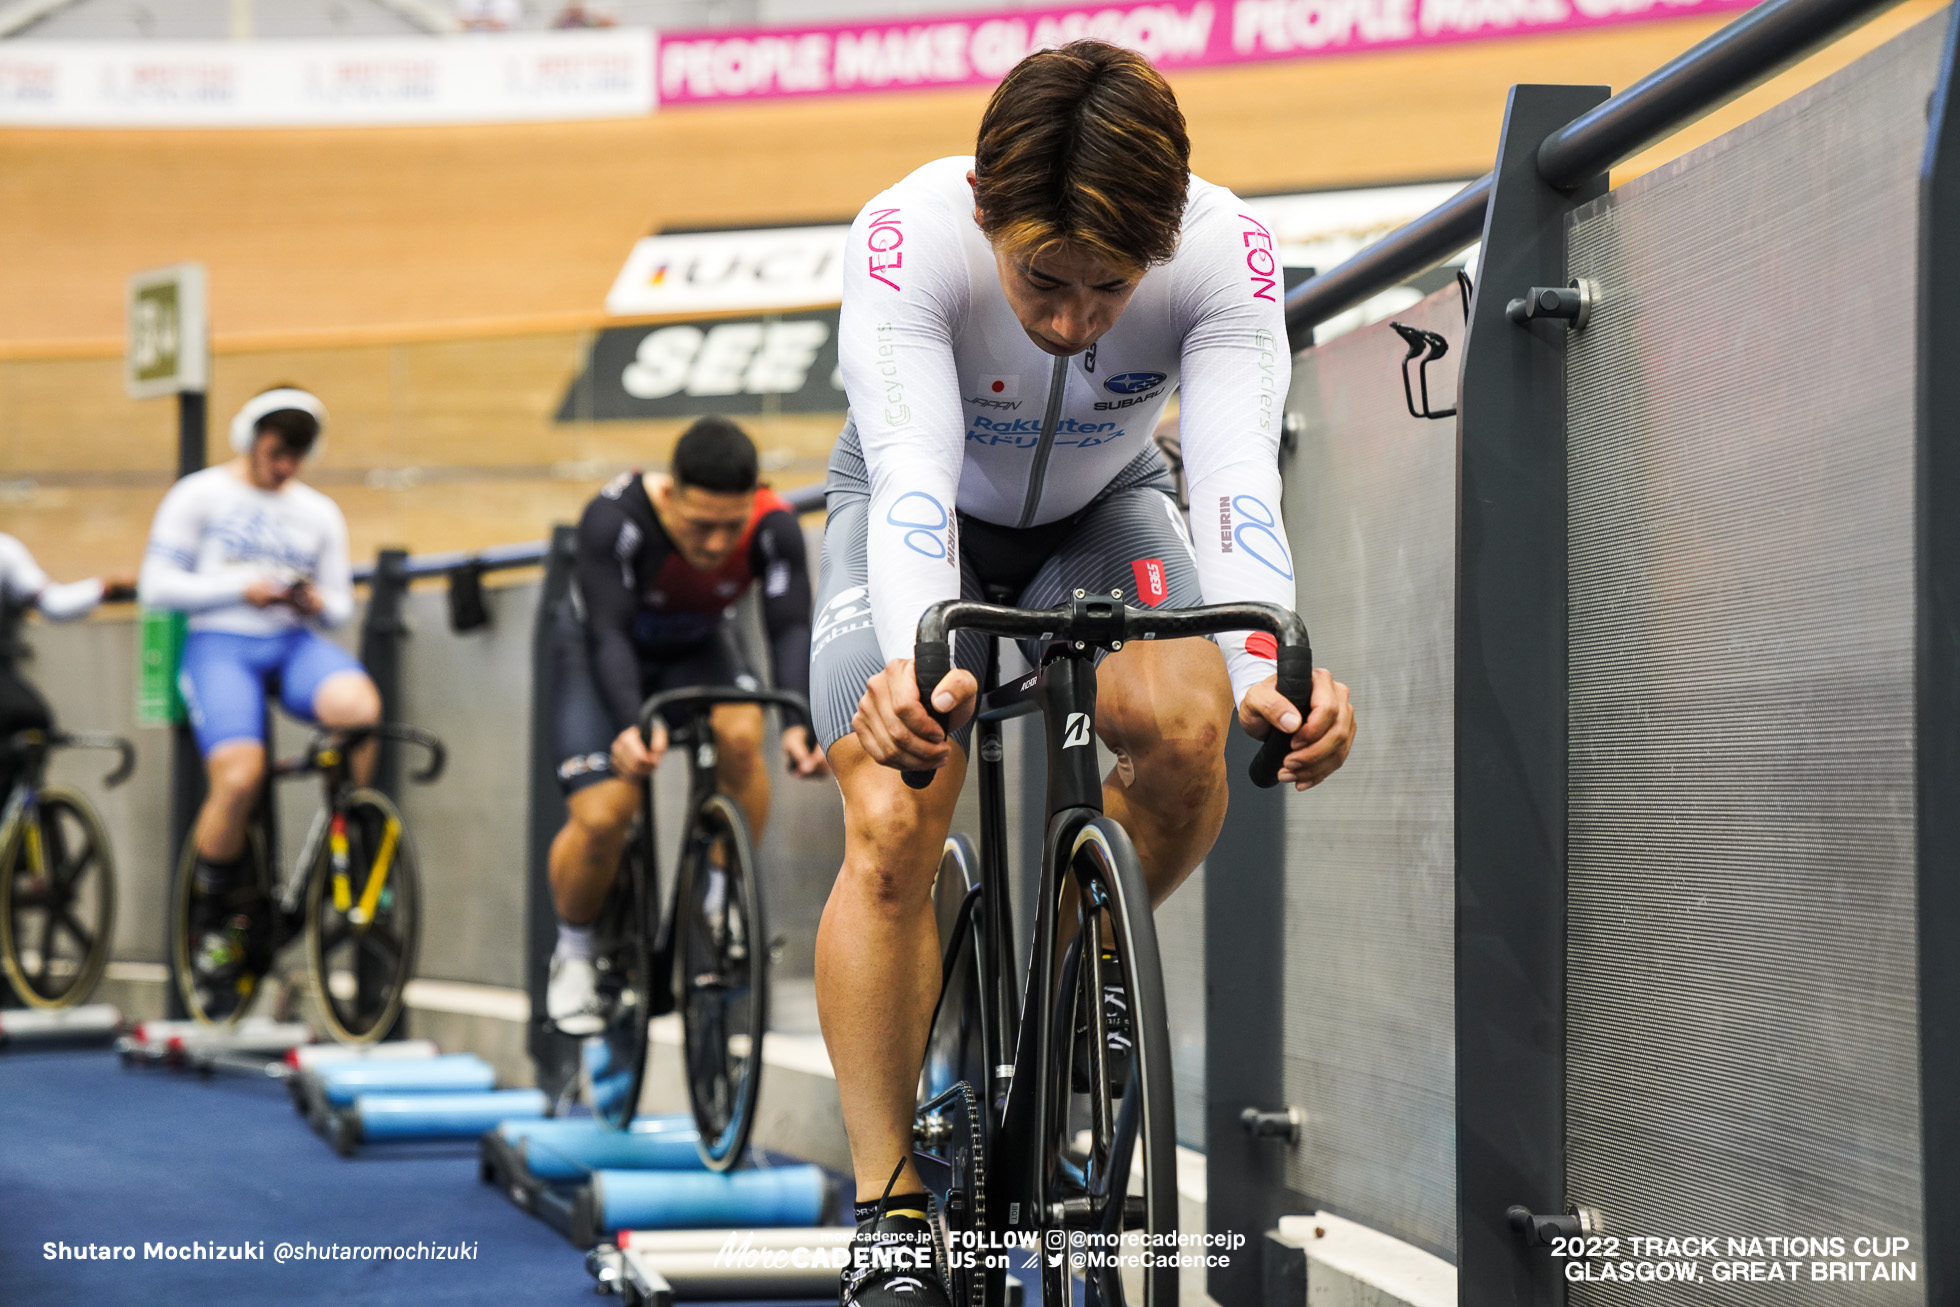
[287,1039,441,1115]
[332,1087,548,1156]
[0,1004,122,1049]
[119,1016,312,1067]
[575,1165,830,1246]
[495,1115,705,1180]
[288,1039,439,1071]
[317,1053,496,1105]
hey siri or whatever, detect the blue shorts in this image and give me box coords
[178,629,368,756]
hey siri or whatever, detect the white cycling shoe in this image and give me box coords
[546,953,607,1037]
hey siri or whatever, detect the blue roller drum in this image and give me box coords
[319,1054,497,1105]
[496,1116,705,1179]
[352,1089,549,1140]
[590,1165,828,1231]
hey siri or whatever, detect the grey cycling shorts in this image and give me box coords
[810,420,1203,754]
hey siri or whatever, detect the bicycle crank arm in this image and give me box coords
[1048,1195,1146,1230]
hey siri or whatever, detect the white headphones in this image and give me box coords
[229,388,328,457]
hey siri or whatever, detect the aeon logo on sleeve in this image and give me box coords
[1240,213,1279,302]
[1130,558,1168,607]
[865,207,903,291]
[886,490,954,564]
[1104,372,1166,395]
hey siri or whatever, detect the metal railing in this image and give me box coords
[1282,0,1912,348]
[350,479,827,585]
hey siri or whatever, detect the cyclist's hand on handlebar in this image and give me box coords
[852,657,978,773]
[612,721,668,780]
[782,725,831,779]
[1239,667,1357,792]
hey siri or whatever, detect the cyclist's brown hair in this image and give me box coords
[973,40,1190,279]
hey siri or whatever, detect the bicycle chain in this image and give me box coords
[916,1078,986,1307]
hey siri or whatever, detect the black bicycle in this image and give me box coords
[169,722,445,1043]
[0,730,133,1009]
[906,591,1310,1307]
[578,684,808,1173]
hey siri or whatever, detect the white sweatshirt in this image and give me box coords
[0,534,104,622]
[837,156,1295,703]
[139,465,354,635]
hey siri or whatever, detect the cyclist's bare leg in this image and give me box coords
[709,702,770,841]
[817,735,968,1197]
[548,777,641,925]
[1095,636,1234,901]
[313,670,382,786]
[195,741,265,862]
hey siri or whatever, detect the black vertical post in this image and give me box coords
[1918,10,1960,1302]
[164,389,207,1019]
[355,547,411,1041]
[1206,728,1306,1307]
[358,547,410,800]
[1454,83,1607,1307]
[526,526,580,1099]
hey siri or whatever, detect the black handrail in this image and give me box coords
[349,478,826,585]
[1283,0,1909,346]
[1282,177,1492,346]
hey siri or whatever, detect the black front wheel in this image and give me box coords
[676,792,767,1171]
[1043,817,1177,1307]
[304,789,421,1044]
[0,788,117,1009]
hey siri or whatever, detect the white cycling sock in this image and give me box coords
[555,920,596,962]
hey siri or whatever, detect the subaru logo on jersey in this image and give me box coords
[1104,372,1166,395]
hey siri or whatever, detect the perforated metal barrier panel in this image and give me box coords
[1280,289,1461,1261]
[1563,18,1940,1303]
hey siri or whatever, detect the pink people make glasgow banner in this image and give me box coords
[655,0,1757,106]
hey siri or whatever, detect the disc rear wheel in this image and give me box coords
[677,793,767,1171]
[0,788,116,1009]
[305,789,420,1044]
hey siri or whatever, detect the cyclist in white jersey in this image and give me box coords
[811,42,1356,1307]
[138,387,380,999]
[0,536,130,799]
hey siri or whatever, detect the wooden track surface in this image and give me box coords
[0,3,1943,583]
[0,16,1766,353]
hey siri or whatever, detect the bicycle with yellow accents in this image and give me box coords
[169,723,445,1043]
[0,729,133,1009]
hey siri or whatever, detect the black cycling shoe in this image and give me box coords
[1071,946,1132,1096]
[188,860,272,1014]
[840,1184,950,1307]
